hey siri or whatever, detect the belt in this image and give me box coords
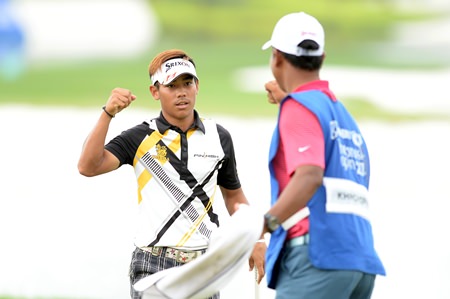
[286,234,309,248]
[141,246,204,264]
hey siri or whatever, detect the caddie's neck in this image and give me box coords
[281,64,320,94]
[272,50,321,94]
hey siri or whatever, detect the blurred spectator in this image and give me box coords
[0,0,25,81]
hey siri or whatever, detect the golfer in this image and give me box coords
[78,49,266,299]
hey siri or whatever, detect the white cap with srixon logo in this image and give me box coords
[151,58,199,85]
[262,12,325,57]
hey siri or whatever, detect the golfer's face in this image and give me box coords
[158,74,198,119]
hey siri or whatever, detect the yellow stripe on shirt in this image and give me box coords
[176,184,217,246]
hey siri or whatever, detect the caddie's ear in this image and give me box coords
[272,49,284,67]
[149,85,160,101]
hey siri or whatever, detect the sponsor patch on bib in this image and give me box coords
[323,177,370,220]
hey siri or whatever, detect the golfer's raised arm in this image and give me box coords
[78,88,136,177]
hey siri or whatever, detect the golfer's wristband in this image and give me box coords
[102,106,115,118]
[256,239,265,243]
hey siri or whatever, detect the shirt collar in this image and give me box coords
[293,80,337,101]
[155,110,205,134]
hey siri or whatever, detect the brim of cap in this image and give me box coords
[162,71,198,85]
[261,40,272,50]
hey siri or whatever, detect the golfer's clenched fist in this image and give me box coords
[104,88,137,117]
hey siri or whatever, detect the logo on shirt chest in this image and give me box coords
[152,144,169,163]
[193,152,220,159]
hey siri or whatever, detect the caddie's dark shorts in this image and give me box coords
[129,247,219,299]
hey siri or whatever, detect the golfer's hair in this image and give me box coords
[281,40,324,71]
[148,49,196,80]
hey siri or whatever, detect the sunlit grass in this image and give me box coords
[1,38,446,122]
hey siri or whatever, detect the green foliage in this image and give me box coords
[149,0,430,44]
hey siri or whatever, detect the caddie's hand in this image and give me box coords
[264,80,286,105]
[249,240,266,284]
[104,87,137,117]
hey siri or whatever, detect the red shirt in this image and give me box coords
[272,80,337,240]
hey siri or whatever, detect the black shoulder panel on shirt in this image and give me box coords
[215,123,241,190]
[105,122,153,166]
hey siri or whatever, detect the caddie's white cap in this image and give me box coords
[151,58,198,85]
[262,12,325,56]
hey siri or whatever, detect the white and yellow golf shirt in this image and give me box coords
[105,111,241,250]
